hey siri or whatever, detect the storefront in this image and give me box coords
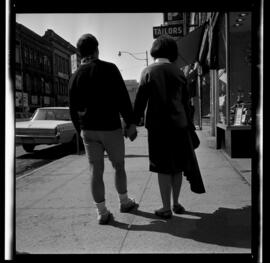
[204,12,253,158]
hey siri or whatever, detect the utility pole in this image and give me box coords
[20,40,24,114]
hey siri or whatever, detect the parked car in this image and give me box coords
[16,107,80,152]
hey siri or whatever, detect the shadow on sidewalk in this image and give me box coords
[110,206,251,249]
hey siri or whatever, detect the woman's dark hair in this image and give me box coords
[150,35,178,62]
[76,34,99,58]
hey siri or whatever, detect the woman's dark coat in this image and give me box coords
[134,61,205,194]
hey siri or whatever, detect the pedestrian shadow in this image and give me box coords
[110,206,251,249]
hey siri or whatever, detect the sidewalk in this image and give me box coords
[16,127,251,254]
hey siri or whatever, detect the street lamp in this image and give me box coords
[118,50,148,66]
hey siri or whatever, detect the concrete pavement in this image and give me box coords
[16,126,251,254]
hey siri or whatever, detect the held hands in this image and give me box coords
[125,124,137,141]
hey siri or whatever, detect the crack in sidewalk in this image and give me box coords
[118,172,153,253]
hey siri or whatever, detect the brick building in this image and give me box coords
[15,22,80,118]
[15,23,54,116]
[43,29,78,107]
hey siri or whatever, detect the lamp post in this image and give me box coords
[118,50,148,67]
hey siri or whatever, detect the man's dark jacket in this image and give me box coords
[68,59,135,133]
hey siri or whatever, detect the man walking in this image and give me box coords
[68,34,138,224]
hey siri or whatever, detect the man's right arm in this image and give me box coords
[111,64,137,140]
[112,64,136,127]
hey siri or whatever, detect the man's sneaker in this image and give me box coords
[98,211,113,225]
[120,199,139,213]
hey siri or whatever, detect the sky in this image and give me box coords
[16,13,164,82]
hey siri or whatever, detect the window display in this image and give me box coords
[230,94,252,126]
[217,69,227,125]
[217,12,252,128]
[229,12,252,127]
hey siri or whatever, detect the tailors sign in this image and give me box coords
[153,24,183,39]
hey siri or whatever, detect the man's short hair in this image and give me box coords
[76,34,99,58]
[150,35,178,62]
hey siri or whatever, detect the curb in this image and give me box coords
[15,154,79,181]
[221,151,251,186]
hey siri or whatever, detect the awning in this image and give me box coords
[174,23,206,68]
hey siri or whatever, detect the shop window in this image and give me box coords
[25,73,32,92]
[16,45,20,63]
[33,50,37,65]
[24,47,29,64]
[16,74,22,90]
[39,55,43,70]
[48,59,51,73]
[58,56,62,73]
[217,69,227,125]
[229,16,252,126]
[64,59,67,74]
[29,49,33,64]
[62,57,65,73]
[33,77,38,93]
[40,77,45,94]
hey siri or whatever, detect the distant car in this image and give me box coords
[16,107,79,152]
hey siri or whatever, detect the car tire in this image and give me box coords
[22,144,35,152]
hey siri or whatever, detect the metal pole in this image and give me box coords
[197,67,202,130]
[20,40,24,114]
[146,51,148,66]
[76,131,80,155]
[225,12,231,127]
[210,69,217,136]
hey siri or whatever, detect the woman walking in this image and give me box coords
[134,35,205,219]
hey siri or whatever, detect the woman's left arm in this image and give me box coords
[133,69,150,125]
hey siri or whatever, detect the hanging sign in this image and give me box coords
[71,54,78,74]
[164,12,184,23]
[153,24,184,39]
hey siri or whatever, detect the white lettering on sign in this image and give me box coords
[153,25,183,39]
[71,54,78,74]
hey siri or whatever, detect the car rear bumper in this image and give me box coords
[15,134,60,145]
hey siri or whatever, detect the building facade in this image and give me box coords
[202,12,253,158]
[43,29,79,107]
[162,12,253,157]
[15,22,80,118]
[15,23,54,117]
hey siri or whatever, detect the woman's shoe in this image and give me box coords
[172,204,185,214]
[154,209,172,219]
[98,211,113,225]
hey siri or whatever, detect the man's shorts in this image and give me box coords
[80,129,125,165]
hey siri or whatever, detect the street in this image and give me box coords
[15,143,78,178]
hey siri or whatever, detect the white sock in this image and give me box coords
[95,201,109,216]
[118,192,130,205]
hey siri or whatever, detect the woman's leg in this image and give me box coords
[171,172,183,206]
[157,173,172,211]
